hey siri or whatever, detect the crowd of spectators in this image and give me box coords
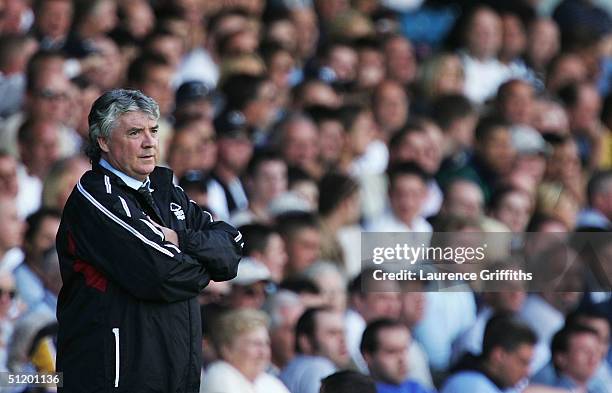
[0,0,611,392]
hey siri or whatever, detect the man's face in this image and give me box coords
[282,120,319,170]
[556,333,601,384]
[467,8,502,59]
[478,127,516,176]
[500,82,534,125]
[389,174,427,225]
[0,156,18,198]
[28,215,60,259]
[37,0,72,39]
[286,227,320,273]
[217,135,253,175]
[444,181,484,219]
[99,111,159,181]
[270,303,304,368]
[374,81,408,133]
[366,327,410,385]
[313,311,349,367]
[140,65,173,116]
[0,199,24,251]
[22,122,60,179]
[252,160,287,204]
[497,344,533,387]
[29,72,71,123]
[260,233,287,283]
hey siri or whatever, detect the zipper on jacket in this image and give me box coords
[112,328,120,388]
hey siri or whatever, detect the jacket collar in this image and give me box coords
[99,159,148,191]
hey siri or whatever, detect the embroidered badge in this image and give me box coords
[170,202,185,220]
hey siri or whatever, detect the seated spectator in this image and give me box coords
[303,262,347,313]
[263,290,304,374]
[317,173,361,274]
[368,162,432,232]
[361,318,433,393]
[0,196,24,272]
[531,324,602,392]
[276,212,321,276]
[201,309,289,393]
[459,6,510,104]
[576,170,612,230]
[441,315,537,393]
[438,116,516,203]
[240,223,288,283]
[13,208,61,315]
[345,269,401,373]
[227,258,273,310]
[281,307,350,393]
[41,155,90,212]
[231,150,288,226]
[320,370,377,393]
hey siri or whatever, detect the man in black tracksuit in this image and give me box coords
[56,89,242,392]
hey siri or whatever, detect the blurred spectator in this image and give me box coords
[303,262,347,313]
[317,173,361,273]
[345,269,401,373]
[281,307,350,393]
[276,112,322,179]
[441,315,537,393]
[31,0,73,50]
[41,155,90,212]
[210,109,254,217]
[495,79,535,127]
[559,82,607,170]
[438,178,484,221]
[63,0,117,58]
[532,324,602,392]
[459,6,509,104]
[0,196,24,272]
[524,18,560,86]
[228,257,272,310]
[202,308,289,393]
[417,53,465,109]
[451,272,526,364]
[0,151,18,200]
[276,212,321,275]
[0,33,37,117]
[383,34,417,88]
[361,318,432,393]
[576,170,612,229]
[487,186,533,233]
[173,80,216,124]
[372,80,409,141]
[241,223,288,283]
[368,162,432,232]
[263,289,304,374]
[439,116,516,202]
[13,208,60,315]
[232,150,288,226]
[307,105,345,172]
[320,370,376,393]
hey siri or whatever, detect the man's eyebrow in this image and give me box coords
[128,127,144,133]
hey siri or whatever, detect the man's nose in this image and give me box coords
[143,131,158,147]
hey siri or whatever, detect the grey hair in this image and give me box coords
[86,89,160,163]
[303,261,347,286]
[263,290,303,329]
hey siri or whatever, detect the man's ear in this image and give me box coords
[98,136,110,153]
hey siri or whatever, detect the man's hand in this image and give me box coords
[147,217,179,246]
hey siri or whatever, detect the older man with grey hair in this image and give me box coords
[56,89,242,393]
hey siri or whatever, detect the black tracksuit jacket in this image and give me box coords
[56,163,242,392]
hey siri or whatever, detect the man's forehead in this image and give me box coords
[117,111,158,127]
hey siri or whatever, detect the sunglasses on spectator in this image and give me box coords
[0,288,16,299]
[34,88,69,101]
